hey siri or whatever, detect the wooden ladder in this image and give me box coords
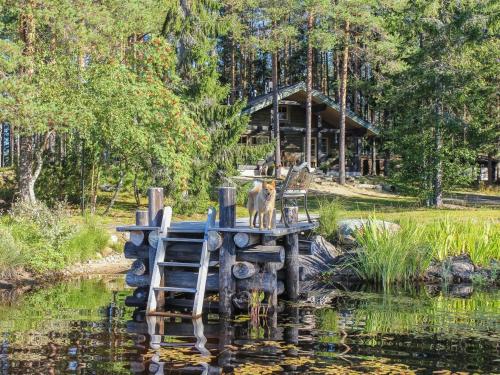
[147,207,216,318]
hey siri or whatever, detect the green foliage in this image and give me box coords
[60,218,110,265]
[0,201,109,273]
[0,227,23,277]
[350,215,500,289]
[424,217,500,266]
[316,198,343,241]
[353,218,432,290]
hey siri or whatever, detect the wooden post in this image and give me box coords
[147,188,163,280]
[371,137,377,176]
[136,210,148,226]
[284,206,299,300]
[219,187,236,317]
[148,188,164,227]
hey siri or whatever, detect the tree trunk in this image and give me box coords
[487,154,494,185]
[305,12,314,168]
[18,136,35,202]
[103,166,125,215]
[272,51,281,178]
[231,39,236,103]
[433,102,443,207]
[338,21,350,185]
[17,1,37,202]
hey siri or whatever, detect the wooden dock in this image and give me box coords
[117,186,318,320]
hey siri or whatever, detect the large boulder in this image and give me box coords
[337,219,400,245]
[299,235,342,280]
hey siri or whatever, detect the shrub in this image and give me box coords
[316,198,343,242]
[0,226,23,277]
[352,218,432,290]
[1,201,110,274]
[61,218,110,264]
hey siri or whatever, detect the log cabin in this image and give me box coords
[240,82,383,176]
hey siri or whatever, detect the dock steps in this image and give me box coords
[154,286,197,293]
[158,261,218,268]
[147,207,216,318]
[164,237,204,243]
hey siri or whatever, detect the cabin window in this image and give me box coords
[278,105,289,121]
[320,136,329,154]
[239,135,249,145]
[250,135,270,145]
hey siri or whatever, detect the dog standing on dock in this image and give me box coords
[247,180,276,230]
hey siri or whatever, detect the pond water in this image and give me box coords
[0,276,498,374]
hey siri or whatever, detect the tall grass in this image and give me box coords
[425,217,500,266]
[353,219,432,289]
[0,227,24,277]
[0,201,110,274]
[60,217,110,264]
[317,198,343,241]
[350,215,500,289]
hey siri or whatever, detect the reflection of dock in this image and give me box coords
[126,305,306,375]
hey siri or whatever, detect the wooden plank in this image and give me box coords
[147,206,172,315]
[236,246,285,263]
[193,207,216,317]
[116,225,159,232]
[135,210,148,226]
[218,187,236,318]
[284,207,300,300]
[232,262,260,279]
[148,188,164,227]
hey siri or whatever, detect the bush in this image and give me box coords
[0,201,109,274]
[316,198,343,242]
[0,226,23,277]
[352,218,432,290]
[61,218,110,264]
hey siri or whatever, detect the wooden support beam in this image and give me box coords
[131,259,147,276]
[236,273,284,294]
[126,270,219,290]
[236,246,285,263]
[234,233,261,248]
[135,210,148,226]
[208,231,223,251]
[232,261,260,279]
[124,242,150,259]
[147,188,164,227]
[284,206,300,300]
[130,231,145,246]
[218,187,236,317]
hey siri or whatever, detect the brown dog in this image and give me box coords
[247,180,276,230]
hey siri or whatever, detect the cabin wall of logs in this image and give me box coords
[120,186,315,318]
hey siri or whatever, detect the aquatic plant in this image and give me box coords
[425,217,500,266]
[352,218,432,289]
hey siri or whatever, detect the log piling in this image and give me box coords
[117,185,318,318]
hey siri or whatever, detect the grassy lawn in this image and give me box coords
[91,187,499,230]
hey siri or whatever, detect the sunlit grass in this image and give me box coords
[349,216,500,289]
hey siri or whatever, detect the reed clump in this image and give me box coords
[351,216,500,289]
[353,218,432,289]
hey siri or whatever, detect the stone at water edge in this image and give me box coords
[337,219,401,245]
[101,247,114,257]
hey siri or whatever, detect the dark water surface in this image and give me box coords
[0,276,498,374]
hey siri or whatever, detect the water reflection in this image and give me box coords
[0,277,498,374]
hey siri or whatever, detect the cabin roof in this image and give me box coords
[243,82,379,136]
